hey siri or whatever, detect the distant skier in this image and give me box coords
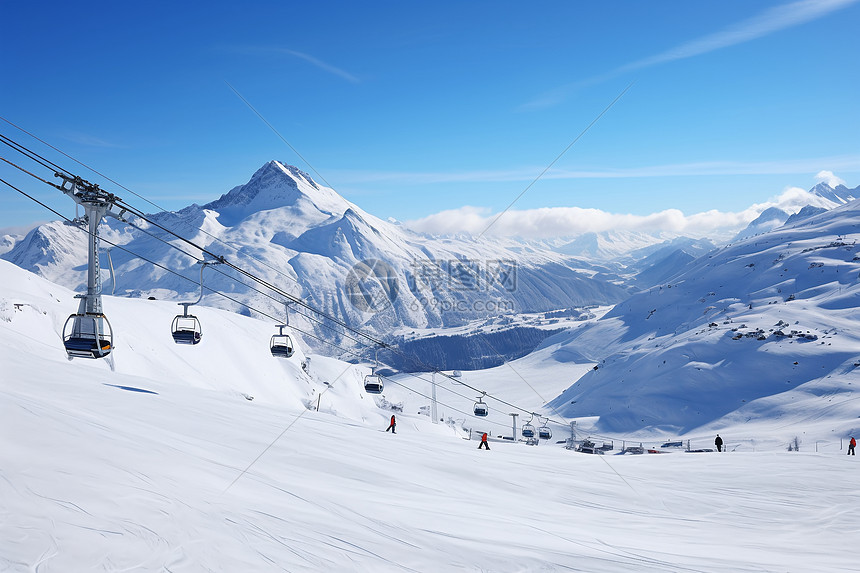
[385,414,396,434]
[849,436,856,455]
[478,432,490,450]
[715,434,723,452]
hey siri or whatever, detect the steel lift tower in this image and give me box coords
[57,174,126,359]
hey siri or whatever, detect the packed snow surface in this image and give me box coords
[2,260,859,572]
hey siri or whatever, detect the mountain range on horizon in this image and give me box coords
[1,160,859,439]
[1,160,857,361]
[0,161,627,354]
[546,197,860,434]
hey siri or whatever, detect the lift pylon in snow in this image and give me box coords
[57,174,126,359]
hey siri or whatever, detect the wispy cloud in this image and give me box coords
[280,49,360,83]
[815,170,846,187]
[403,179,851,239]
[58,131,124,148]
[523,0,859,109]
[622,0,858,70]
[229,46,359,83]
[329,154,860,185]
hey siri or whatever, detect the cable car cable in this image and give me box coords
[0,140,527,407]
[1,177,366,357]
[1,136,543,419]
[109,196,386,348]
[5,172,571,433]
[4,163,565,425]
[0,118,319,297]
[473,332,570,422]
[0,167,378,360]
[379,375,512,431]
[116,214,371,347]
[2,143,571,426]
[0,134,74,179]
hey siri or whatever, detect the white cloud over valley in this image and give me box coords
[404,183,849,240]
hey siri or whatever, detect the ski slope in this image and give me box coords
[2,261,860,572]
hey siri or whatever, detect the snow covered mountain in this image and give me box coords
[1,161,628,354]
[733,206,791,241]
[543,200,860,435]
[808,181,859,205]
[3,257,858,572]
[733,182,860,242]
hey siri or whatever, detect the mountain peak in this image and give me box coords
[809,181,857,205]
[732,207,789,242]
[265,161,320,191]
[202,161,350,226]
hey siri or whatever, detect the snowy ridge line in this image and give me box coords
[0,174,356,358]
[1,117,318,316]
[0,135,382,346]
[117,213,371,348]
[1,128,629,422]
[0,136,570,429]
[0,171,523,434]
[0,137,570,426]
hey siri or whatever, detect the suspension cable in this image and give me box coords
[0,136,570,425]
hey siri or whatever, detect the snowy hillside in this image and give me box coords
[3,254,860,572]
[544,200,860,436]
[0,259,350,410]
[2,161,628,352]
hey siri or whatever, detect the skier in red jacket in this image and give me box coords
[849,436,856,455]
[385,414,396,434]
[478,432,490,450]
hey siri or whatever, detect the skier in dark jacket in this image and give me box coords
[386,414,396,434]
[478,432,490,450]
[715,434,723,452]
[849,436,856,455]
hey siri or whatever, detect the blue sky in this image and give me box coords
[1,0,859,236]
